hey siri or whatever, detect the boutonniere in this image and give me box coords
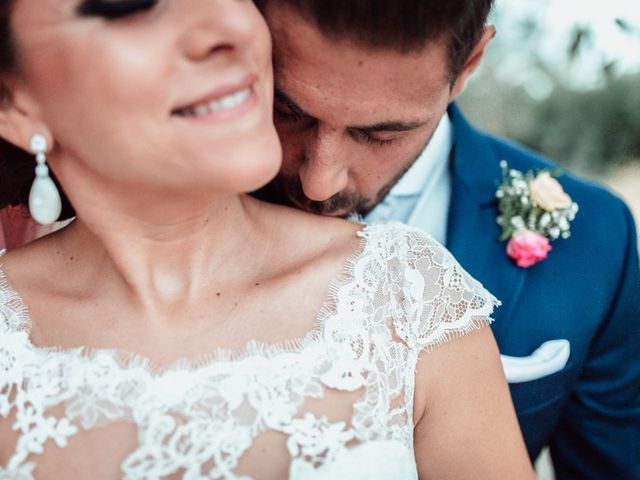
[496,161,579,268]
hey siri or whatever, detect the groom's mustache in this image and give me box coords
[267,174,373,217]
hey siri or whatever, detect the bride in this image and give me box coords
[0,0,533,478]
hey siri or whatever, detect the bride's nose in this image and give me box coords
[177,0,258,61]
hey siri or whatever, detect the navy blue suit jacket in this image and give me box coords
[446,103,640,478]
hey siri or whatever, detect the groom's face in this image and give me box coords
[263,4,464,217]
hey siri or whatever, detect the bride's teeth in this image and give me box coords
[195,104,211,116]
[180,87,252,118]
[219,96,236,110]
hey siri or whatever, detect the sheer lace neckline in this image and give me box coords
[1,221,498,480]
[0,224,372,375]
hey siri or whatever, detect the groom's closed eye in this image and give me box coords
[77,0,159,19]
[350,122,426,147]
[273,89,416,147]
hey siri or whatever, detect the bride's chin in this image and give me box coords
[193,155,281,196]
[232,139,283,194]
[237,158,282,194]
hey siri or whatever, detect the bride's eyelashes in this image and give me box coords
[77,0,159,19]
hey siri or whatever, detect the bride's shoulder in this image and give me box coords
[256,200,364,257]
[364,220,495,292]
[1,242,40,284]
[0,232,69,300]
[362,221,500,351]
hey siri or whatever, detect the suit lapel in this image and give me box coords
[445,104,528,340]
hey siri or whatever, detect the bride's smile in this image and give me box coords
[10,0,281,201]
[172,77,259,122]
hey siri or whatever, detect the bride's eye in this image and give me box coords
[77,0,158,20]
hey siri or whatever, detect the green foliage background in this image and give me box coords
[458,3,640,175]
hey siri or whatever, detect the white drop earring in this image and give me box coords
[28,134,62,225]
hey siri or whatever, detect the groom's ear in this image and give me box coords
[0,77,53,153]
[449,25,496,100]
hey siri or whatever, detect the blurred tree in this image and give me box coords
[459,2,640,174]
[517,73,640,171]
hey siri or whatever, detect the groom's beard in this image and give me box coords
[255,157,418,218]
[255,175,373,217]
[257,141,428,217]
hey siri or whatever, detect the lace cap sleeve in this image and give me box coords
[372,223,500,353]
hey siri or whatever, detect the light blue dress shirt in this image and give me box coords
[365,113,453,245]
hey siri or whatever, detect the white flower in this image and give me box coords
[511,216,525,229]
[514,179,528,192]
[539,212,552,228]
[559,218,570,231]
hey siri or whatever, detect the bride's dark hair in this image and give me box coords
[0,1,74,219]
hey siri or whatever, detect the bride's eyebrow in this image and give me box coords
[76,0,158,18]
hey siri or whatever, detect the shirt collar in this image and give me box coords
[387,112,453,197]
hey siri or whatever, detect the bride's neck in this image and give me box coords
[64,193,263,311]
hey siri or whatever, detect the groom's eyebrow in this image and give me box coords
[274,87,427,133]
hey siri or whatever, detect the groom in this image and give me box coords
[255,0,640,477]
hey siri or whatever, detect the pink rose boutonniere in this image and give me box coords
[505,229,552,268]
[496,161,579,268]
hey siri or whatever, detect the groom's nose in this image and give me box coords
[298,128,349,202]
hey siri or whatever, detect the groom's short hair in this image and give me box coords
[256,0,494,80]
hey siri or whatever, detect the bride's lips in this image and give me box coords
[172,74,259,123]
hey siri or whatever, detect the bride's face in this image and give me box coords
[9,0,281,196]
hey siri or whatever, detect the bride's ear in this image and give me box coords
[0,77,53,153]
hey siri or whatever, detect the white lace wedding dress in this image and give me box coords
[0,223,498,479]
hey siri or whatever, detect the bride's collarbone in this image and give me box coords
[4,214,363,366]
